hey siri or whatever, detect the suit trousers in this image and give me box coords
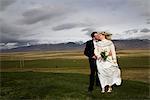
[88,58,100,91]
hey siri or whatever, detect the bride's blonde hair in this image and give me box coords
[99,31,112,40]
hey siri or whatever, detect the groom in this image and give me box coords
[84,32,100,93]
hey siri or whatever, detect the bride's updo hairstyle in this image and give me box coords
[99,31,112,40]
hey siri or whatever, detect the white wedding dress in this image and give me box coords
[94,39,121,89]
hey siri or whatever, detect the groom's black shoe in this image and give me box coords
[88,88,93,94]
[88,90,92,94]
[96,82,100,87]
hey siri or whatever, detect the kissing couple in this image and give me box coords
[84,31,122,93]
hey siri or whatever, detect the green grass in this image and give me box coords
[118,56,149,68]
[1,56,149,69]
[1,59,89,69]
[1,72,149,100]
[1,50,149,99]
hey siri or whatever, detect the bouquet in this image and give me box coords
[100,51,108,61]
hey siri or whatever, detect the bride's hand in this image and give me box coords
[97,56,101,60]
[113,61,118,66]
[108,51,112,56]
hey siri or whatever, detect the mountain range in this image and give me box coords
[1,39,149,52]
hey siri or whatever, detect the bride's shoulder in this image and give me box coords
[105,40,113,45]
[105,39,112,43]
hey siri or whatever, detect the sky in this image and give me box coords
[0,0,150,49]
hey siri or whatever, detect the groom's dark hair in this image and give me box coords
[91,32,97,38]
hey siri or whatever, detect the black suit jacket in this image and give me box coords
[84,40,95,59]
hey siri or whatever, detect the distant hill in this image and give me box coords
[113,39,149,50]
[1,40,149,52]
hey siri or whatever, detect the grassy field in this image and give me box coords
[0,50,150,99]
[1,72,149,100]
[1,50,149,69]
[1,56,149,68]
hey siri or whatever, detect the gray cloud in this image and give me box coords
[147,22,150,24]
[0,20,32,43]
[0,4,72,44]
[124,29,138,34]
[0,39,38,49]
[0,30,38,44]
[146,18,150,24]
[120,28,150,40]
[81,27,96,36]
[130,34,150,40]
[1,21,27,34]
[0,0,17,11]
[0,0,149,49]
[138,35,150,39]
[140,28,150,33]
[52,23,90,31]
[20,6,69,25]
[130,0,150,17]
[52,23,78,31]
[0,34,18,43]
[0,31,30,43]
[124,28,150,34]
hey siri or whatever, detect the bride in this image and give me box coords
[94,32,121,93]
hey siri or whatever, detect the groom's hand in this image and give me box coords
[92,55,97,59]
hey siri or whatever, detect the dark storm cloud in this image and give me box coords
[52,23,77,31]
[0,31,31,43]
[0,34,18,43]
[0,0,17,11]
[1,21,27,34]
[0,20,31,43]
[0,31,38,44]
[21,6,68,25]
[52,23,90,31]
[140,28,150,33]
